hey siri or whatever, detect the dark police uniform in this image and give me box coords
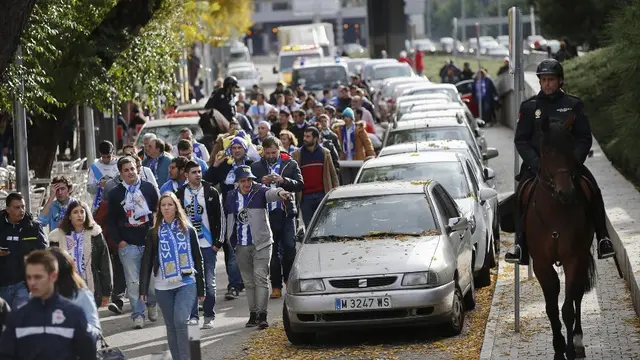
[205,88,236,121]
[505,58,614,264]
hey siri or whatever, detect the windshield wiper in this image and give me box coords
[308,235,365,242]
[363,232,422,238]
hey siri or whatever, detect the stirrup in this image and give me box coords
[504,245,522,264]
[597,238,615,259]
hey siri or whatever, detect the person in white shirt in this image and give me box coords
[171,128,210,163]
[88,141,119,213]
[247,94,274,131]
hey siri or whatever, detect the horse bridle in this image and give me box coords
[537,166,577,200]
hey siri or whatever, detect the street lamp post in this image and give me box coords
[12,45,31,208]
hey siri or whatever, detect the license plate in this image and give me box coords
[335,296,391,311]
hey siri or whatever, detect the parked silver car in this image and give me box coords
[283,181,476,344]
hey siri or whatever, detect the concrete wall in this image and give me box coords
[367,0,407,59]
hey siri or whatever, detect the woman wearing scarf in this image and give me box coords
[49,247,102,342]
[140,192,204,360]
[48,201,113,308]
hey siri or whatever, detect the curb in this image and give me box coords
[606,214,640,317]
[478,262,507,360]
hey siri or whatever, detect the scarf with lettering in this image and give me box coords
[158,219,194,282]
[68,231,87,279]
[124,180,152,225]
[267,157,282,212]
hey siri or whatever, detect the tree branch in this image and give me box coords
[0,0,37,79]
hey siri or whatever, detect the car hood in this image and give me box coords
[293,236,442,279]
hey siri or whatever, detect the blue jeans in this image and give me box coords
[119,244,156,319]
[271,217,297,289]
[223,242,243,290]
[190,247,217,319]
[0,282,29,310]
[156,283,196,360]
[302,192,325,228]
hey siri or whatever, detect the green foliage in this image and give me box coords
[564,0,640,181]
[529,0,629,49]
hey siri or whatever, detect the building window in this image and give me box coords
[272,1,291,11]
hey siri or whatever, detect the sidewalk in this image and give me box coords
[480,138,640,359]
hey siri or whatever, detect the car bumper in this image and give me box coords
[285,281,455,332]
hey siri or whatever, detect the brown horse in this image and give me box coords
[198,108,230,152]
[518,116,596,360]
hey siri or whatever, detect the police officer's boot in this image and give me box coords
[505,213,530,265]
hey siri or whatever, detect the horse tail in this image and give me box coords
[583,252,597,294]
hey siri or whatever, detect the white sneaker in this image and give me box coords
[133,317,144,329]
[188,319,199,326]
[147,306,158,322]
[202,317,214,329]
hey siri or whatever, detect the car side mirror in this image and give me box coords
[483,167,496,180]
[478,187,498,202]
[446,217,469,233]
[476,119,486,128]
[272,66,278,74]
[483,147,499,161]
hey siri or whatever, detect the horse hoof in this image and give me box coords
[574,346,586,358]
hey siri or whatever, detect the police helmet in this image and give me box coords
[223,76,238,89]
[536,59,564,78]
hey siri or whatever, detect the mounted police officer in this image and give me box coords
[504,58,615,264]
[205,76,239,121]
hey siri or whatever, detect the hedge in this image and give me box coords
[563,0,640,183]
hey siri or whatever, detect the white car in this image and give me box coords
[367,63,415,92]
[227,66,261,90]
[354,151,499,287]
[134,117,203,148]
[284,181,475,344]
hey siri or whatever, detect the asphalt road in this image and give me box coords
[103,55,520,359]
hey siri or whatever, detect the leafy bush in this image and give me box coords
[564,0,640,181]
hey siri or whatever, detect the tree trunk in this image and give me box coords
[0,0,37,79]
[27,106,73,178]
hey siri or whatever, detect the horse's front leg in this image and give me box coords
[534,263,566,359]
[573,293,586,358]
[562,274,578,360]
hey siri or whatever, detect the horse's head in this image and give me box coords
[539,115,580,203]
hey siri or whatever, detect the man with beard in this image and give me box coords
[291,127,339,227]
[250,137,304,298]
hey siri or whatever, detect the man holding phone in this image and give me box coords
[0,193,47,310]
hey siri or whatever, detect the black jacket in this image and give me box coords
[140,226,204,297]
[0,212,47,287]
[205,88,235,121]
[175,181,225,248]
[251,153,304,226]
[515,90,592,180]
[106,180,159,246]
[321,139,341,173]
[0,294,96,360]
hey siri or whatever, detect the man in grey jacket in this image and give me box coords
[223,166,292,329]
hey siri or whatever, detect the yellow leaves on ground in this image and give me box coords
[237,271,498,360]
[182,0,254,46]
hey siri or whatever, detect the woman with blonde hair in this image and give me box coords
[49,247,102,342]
[278,129,298,153]
[140,192,204,360]
[49,201,112,307]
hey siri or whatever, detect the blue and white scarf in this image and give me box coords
[53,200,70,226]
[147,157,159,177]
[476,78,487,100]
[193,143,203,159]
[341,124,356,160]
[124,180,152,224]
[91,163,104,210]
[235,189,257,246]
[225,159,246,185]
[185,186,212,246]
[69,232,87,279]
[267,158,282,212]
[158,220,195,282]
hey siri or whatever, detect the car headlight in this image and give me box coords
[402,271,439,287]
[293,279,325,294]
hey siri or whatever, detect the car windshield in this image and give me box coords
[307,194,439,241]
[228,69,256,80]
[292,65,348,90]
[397,101,451,118]
[229,51,248,62]
[407,87,457,100]
[372,66,412,80]
[358,162,470,199]
[387,126,475,149]
[136,124,203,147]
[279,53,322,71]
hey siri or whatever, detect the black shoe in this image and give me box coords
[257,312,269,329]
[245,312,258,328]
[108,301,123,315]
[225,287,239,300]
[597,237,615,259]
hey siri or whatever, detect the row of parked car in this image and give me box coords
[282,61,502,344]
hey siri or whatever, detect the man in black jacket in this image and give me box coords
[176,160,225,329]
[0,250,96,359]
[107,156,159,329]
[504,59,615,264]
[203,134,251,299]
[0,193,47,310]
[251,137,304,298]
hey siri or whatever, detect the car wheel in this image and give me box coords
[463,273,476,310]
[443,283,465,336]
[474,235,494,288]
[283,303,316,345]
